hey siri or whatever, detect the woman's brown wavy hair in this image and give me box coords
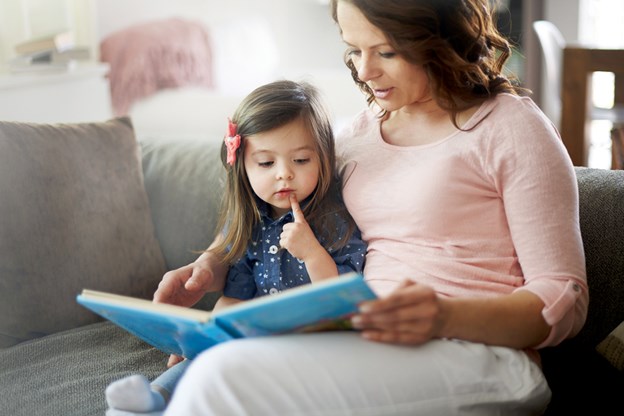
[330,0,527,127]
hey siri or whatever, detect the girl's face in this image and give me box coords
[243,117,320,219]
[336,1,433,112]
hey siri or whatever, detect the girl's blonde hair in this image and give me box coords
[211,80,356,264]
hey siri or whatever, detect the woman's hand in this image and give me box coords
[352,279,552,349]
[350,279,446,345]
[153,246,228,307]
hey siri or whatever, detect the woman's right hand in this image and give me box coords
[153,247,228,307]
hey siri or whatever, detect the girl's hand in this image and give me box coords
[350,279,447,345]
[279,194,325,261]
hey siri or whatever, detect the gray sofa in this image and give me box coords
[0,117,622,416]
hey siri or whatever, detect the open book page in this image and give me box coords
[214,272,376,337]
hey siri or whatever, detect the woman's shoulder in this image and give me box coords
[487,93,549,122]
[470,93,557,137]
[336,107,379,140]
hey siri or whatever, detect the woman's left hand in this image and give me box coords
[350,279,447,345]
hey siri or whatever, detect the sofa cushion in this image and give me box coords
[0,322,168,416]
[597,320,624,371]
[574,167,624,347]
[0,118,167,348]
[541,167,624,415]
[140,137,225,310]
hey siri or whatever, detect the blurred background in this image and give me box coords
[0,0,622,167]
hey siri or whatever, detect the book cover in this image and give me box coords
[77,272,376,359]
[14,31,75,55]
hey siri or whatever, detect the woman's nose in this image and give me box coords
[356,54,378,82]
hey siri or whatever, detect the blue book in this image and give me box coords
[76,272,376,359]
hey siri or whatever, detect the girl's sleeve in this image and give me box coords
[486,98,589,348]
[222,257,257,300]
[331,225,367,276]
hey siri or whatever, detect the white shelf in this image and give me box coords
[0,63,113,124]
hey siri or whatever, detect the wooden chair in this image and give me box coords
[533,20,624,168]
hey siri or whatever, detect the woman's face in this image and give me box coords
[336,1,432,112]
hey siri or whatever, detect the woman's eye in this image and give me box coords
[379,52,396,58]
[258,161,273,167]
[346,48,361,58]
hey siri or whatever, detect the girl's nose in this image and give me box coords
[276,165,294,180]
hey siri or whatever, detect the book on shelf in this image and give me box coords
[16,47,91,64]
[7,46,91,74]
[14,31,75,55]
[76,272,377,359]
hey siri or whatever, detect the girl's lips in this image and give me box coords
[275,190,293,199]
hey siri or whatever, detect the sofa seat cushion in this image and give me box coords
[0,322,168,416]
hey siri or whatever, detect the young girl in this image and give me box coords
[105,80,367,416]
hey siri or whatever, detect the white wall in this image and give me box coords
[92,0,345,73]
[544,0,581,44]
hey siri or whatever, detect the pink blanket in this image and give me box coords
[101,18,213,116]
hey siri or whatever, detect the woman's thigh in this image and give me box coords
[165,332,551,416]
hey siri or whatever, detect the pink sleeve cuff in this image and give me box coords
[516,276,589,348]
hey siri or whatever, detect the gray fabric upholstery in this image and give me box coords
[0,322,167,416]
[140,137,224,271]
[140,137,225,310]
[0,118,167,348]
[540,167,624,415]
[574,167,624,346]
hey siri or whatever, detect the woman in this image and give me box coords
[159,1,588,414]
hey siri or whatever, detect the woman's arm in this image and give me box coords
[351,279,551,349]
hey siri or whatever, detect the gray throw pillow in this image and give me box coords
[0,117,167,347]
[140,137,225,311]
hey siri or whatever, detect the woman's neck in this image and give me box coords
[380,102,478,147]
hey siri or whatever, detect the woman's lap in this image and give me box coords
[165,332,551,416]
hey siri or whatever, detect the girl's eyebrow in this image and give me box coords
[250,145,315,157]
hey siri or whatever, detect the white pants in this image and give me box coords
[164,332,551,416]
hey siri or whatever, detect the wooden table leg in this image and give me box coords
[561,48,591,167]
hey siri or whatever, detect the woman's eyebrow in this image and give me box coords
[342,39,390,50]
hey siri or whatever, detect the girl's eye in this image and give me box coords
[258,161,273,167]
[294,158,310,164]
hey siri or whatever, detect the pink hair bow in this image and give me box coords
[224,118,241,166]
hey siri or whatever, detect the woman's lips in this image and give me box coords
[373,88,392,99]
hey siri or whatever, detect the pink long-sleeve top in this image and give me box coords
[337,93,588,348]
